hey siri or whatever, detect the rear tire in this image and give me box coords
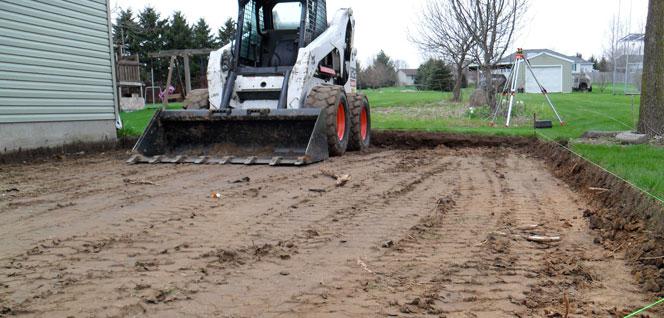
[347,93,371,151]
[305,86,351,156]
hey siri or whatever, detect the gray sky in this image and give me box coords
[111,0,649,68]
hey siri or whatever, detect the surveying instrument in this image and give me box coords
[491,48,565,127]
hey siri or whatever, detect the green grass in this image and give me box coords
[118,103,183,137]
[364,87,640,140]
[570,143,664,201]
[362,87,451,107]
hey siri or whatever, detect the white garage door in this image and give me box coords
[525,65,562,93]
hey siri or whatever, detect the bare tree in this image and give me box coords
[638,0,664,136]
[450,0,527,109]
[411,0,475,102]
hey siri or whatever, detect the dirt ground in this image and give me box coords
[0,140,661,317]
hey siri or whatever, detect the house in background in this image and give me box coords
[0,0,119,154]
[397,69,417,87]
[570,55,595,74]
[469,49,596,93]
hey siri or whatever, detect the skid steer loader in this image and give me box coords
[130,0,371,166]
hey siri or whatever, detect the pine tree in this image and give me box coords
[166,11,193,50]
[191,18,215,86]
[598,57,609,72]
[218,18,237,47]
[375,50,396,70]
[137,7,168,85]
[193,18,215,49]
[416,59,453,92]
[113,9,140,56]
[589,56,599,70]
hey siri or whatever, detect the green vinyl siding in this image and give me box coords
[0,0,116,123]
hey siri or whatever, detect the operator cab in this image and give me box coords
[236,0,328,69]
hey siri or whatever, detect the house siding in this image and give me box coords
[0,0,117,153]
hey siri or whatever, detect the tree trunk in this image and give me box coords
[638,0,664,136]
[482,66,496,109]
[451,64,464,102]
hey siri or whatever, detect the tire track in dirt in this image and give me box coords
[0,148,451,317]
[0,147,657,317]
[178,148,458,317]
[278,148,654,318]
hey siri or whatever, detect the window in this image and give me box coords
[239,0,264,62]
[272,2,302,30]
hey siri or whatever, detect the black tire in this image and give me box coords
[305,86,351,156]
[347,93,371,151]
[579,83,588,92]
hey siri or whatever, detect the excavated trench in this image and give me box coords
[0,131,661,317]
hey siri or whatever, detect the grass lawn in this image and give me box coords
[119,103,183,137]
[365,87,640,140]
[117,89,663,200]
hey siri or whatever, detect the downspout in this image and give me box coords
[106,0,122,130]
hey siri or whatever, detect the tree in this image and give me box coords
[136,7,167,84]
[597,56,609,72]
[602,14,627,91]
[589,55,598,70]
[190,18,216,86]
[165,11,193,50]
[450,0,527,109]
[113,8,140,56]
[375,50,396,71]
[192,18,215,49]
[218,18,237,47]
[415,59,454,92]
[359,51,398,88]
[637,0,664,136]
[411,0,475,102]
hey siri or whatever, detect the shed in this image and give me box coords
[0,0,119,154]
[496,50,574,93]
[471,49,577,93]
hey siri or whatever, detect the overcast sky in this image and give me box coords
[111,0,649,68]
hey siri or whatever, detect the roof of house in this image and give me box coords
[399,69,418,76]
[496,49,592,65]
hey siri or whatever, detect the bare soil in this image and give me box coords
[0,133,661,317]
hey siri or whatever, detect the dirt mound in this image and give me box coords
[372,130,535,149]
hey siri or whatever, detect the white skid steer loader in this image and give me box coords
[130,0,371,166]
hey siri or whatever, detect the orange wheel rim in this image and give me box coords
[360,107,368,141]
[337,102,346,141]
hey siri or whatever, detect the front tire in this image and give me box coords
[305,86,351,157]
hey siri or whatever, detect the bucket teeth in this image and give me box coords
[269,157,283,166]
[126,154,142,164]
[125,155,312,166]
[147,156,162,164]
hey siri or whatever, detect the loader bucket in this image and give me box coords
[128,108,329,166]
